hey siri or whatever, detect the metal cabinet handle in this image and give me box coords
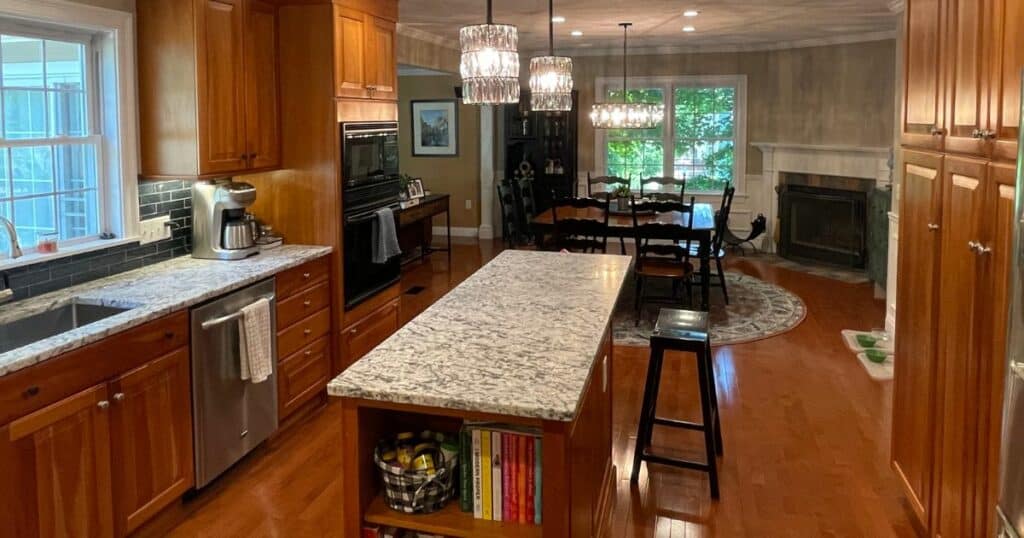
[304,350,312,357]
[927,223,940,231]
[982,129,997,140]
[972,129,984,139]
[929,126,945,136]
[977,244,993,255]
[113,392,125,402]
[968,240,980,252]
[97,400,110,410]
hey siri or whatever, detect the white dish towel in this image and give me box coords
[238,297,272,383]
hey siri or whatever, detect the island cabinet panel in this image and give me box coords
[1,383,115,538]
[109,348,194,536]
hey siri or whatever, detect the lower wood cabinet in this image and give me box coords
[109,348,194,536]
[279,336,331,418]
[341,297,399,369]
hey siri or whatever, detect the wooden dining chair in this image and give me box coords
[640,177,686,201]
[586,172,630,198]
[551,194,611,253]
[689,184,736,304]
[632,196,697,323]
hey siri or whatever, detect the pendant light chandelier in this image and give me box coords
[529,0,573,111]
[590,23,664,129]
[460,0,520,105]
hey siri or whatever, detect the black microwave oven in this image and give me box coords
[341,122,399,189]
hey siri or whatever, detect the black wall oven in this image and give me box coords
[341,122,402,309]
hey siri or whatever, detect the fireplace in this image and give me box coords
[777,173,872,268]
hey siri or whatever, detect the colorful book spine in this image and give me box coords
[472,429,482,519]
[534,437,543,524]
[502,433,511,521]
[491,431,503,522]
[526,437,535,524]
[508,434,519,521]
[460,428,472,512]
[517,435,527,523]
[481,431,492,520]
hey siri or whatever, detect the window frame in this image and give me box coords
[0,0,139,270]
[595,74,748,194]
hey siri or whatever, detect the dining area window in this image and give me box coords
[598,75,746,194]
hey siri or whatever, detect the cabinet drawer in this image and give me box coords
[278,336,331,419]
[277,281,331,329]
[342,298,398,368]
[0,311,189,426]
[277,308,331,359]
[277,256,330,299]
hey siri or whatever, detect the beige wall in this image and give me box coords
[67,0,133,12]
[570,39,896,175]
[398,74,481,229]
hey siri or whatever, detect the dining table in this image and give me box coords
[531,202,718,311]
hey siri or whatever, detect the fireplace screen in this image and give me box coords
[778,185,867,268]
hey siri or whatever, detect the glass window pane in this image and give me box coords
[2,36,44,88]
[714,88,735,113]
[4,89,46,139]
[45,40,85,90]
[55,144,96,191]
[11,145,53,196]
[58,189,97,240]
[48,90,86,137]
[0,149,8,199]
[13,195,55,248]
[0,201,9,253]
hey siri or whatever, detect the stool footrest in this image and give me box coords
[639,451,712,472]
[653,417,705,431]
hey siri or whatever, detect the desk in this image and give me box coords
[397,193,450,265]
[532,203,717,310]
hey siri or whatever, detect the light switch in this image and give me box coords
[139,216,172,245]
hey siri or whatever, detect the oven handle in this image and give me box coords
[345,204,401,224]
[345,128,399,138]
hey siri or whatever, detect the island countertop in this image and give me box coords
[327,250,633,422]
[0,245,332,378]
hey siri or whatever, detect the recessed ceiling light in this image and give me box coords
[570,30,583,37]
[551,16,566,23]
[683,10,700,17]
[682,25,696,32]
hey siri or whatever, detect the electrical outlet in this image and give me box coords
[139,216,172,245]
[465,199,472,210]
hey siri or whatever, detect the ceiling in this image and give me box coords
[397,0,900,55]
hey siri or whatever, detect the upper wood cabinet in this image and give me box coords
[333,0,398,101]
[943,0,989,156]
[902,0,945,149]
[989,0,1023,162]
[137,0,281,179]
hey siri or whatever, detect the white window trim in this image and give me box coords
[0,0,139,269]
[594,74,748,194]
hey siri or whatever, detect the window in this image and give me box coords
[598,75,746,193]
[0,1,139,266]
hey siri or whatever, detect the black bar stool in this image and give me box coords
[630,308,723,499]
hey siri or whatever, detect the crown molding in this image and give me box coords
[396,24,459,50]
[523,30,897,58]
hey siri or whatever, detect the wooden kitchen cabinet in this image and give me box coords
[892,149,943,528]
[332,0,398,101]
[989,0,1023,162]
[341,298,399,369]
[901,0,945,150]
[109,348,194,536]
[137,0,281,178]
[942,0,989,157]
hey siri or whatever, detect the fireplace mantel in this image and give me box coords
[752,142,893,252]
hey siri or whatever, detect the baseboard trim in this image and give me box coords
[431,226,479,238]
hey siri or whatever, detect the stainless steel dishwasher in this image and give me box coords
[190,278,278,488]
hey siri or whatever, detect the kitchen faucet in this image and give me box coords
[0,216,22,260]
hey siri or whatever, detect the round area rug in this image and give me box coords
[613,271,806,347]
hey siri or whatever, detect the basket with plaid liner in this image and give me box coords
[374,435,458,514]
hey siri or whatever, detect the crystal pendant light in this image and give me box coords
[460,0,520,105]
[590,23,664,129]
[529,0,573,111]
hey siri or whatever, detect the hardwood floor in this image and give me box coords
[160,240,917,537]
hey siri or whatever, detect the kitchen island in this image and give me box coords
[328,250,632,537]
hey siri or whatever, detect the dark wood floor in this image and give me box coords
[162,239,917,537]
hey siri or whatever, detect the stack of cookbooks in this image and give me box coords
[459,422,542,525]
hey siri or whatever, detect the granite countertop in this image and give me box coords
[327,250,633,422]
[0,245,332,378]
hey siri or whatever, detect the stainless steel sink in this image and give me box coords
[0,301,132,354]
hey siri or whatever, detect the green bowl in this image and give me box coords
[856,334,879,348]
[865,349,888,364]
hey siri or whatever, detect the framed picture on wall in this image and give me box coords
[411,99,458,157]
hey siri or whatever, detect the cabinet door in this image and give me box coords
[109,348,194,536]
[196,0,249,175]
[341,299,398,369]
[279,336,331,420]
[244,0,281,170]
[334,6,369,99]
[365,16,397,100]
[902,0,946,150]
[935,155,989,538]
[892,149,943,528]
[989,0,1023,162]
[3,383,114,538]
[943,0,990,156]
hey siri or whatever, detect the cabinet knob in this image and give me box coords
[303,328,312,335]
[302,272,311,279]
[972,129,984,139]
[97,400,110,410]
[927,223,939,231]
[968,241,991,255]
[982,129,997,140]
[929,126,945,136]
[351,328,358,334]
[23,385,39,398]
[165,331,175,339]
[113,392,125,402]
[303,299,312,307]
[304,350,312,357]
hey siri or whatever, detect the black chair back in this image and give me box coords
[631,196,696,264]
[497,182,519,246]
[586,172,630,197]
[518,178,537,238]
[551,194,611,253]
[712,185,736,252]
[641,177,686,201]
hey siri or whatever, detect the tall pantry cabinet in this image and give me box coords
[892,0,1023,536]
